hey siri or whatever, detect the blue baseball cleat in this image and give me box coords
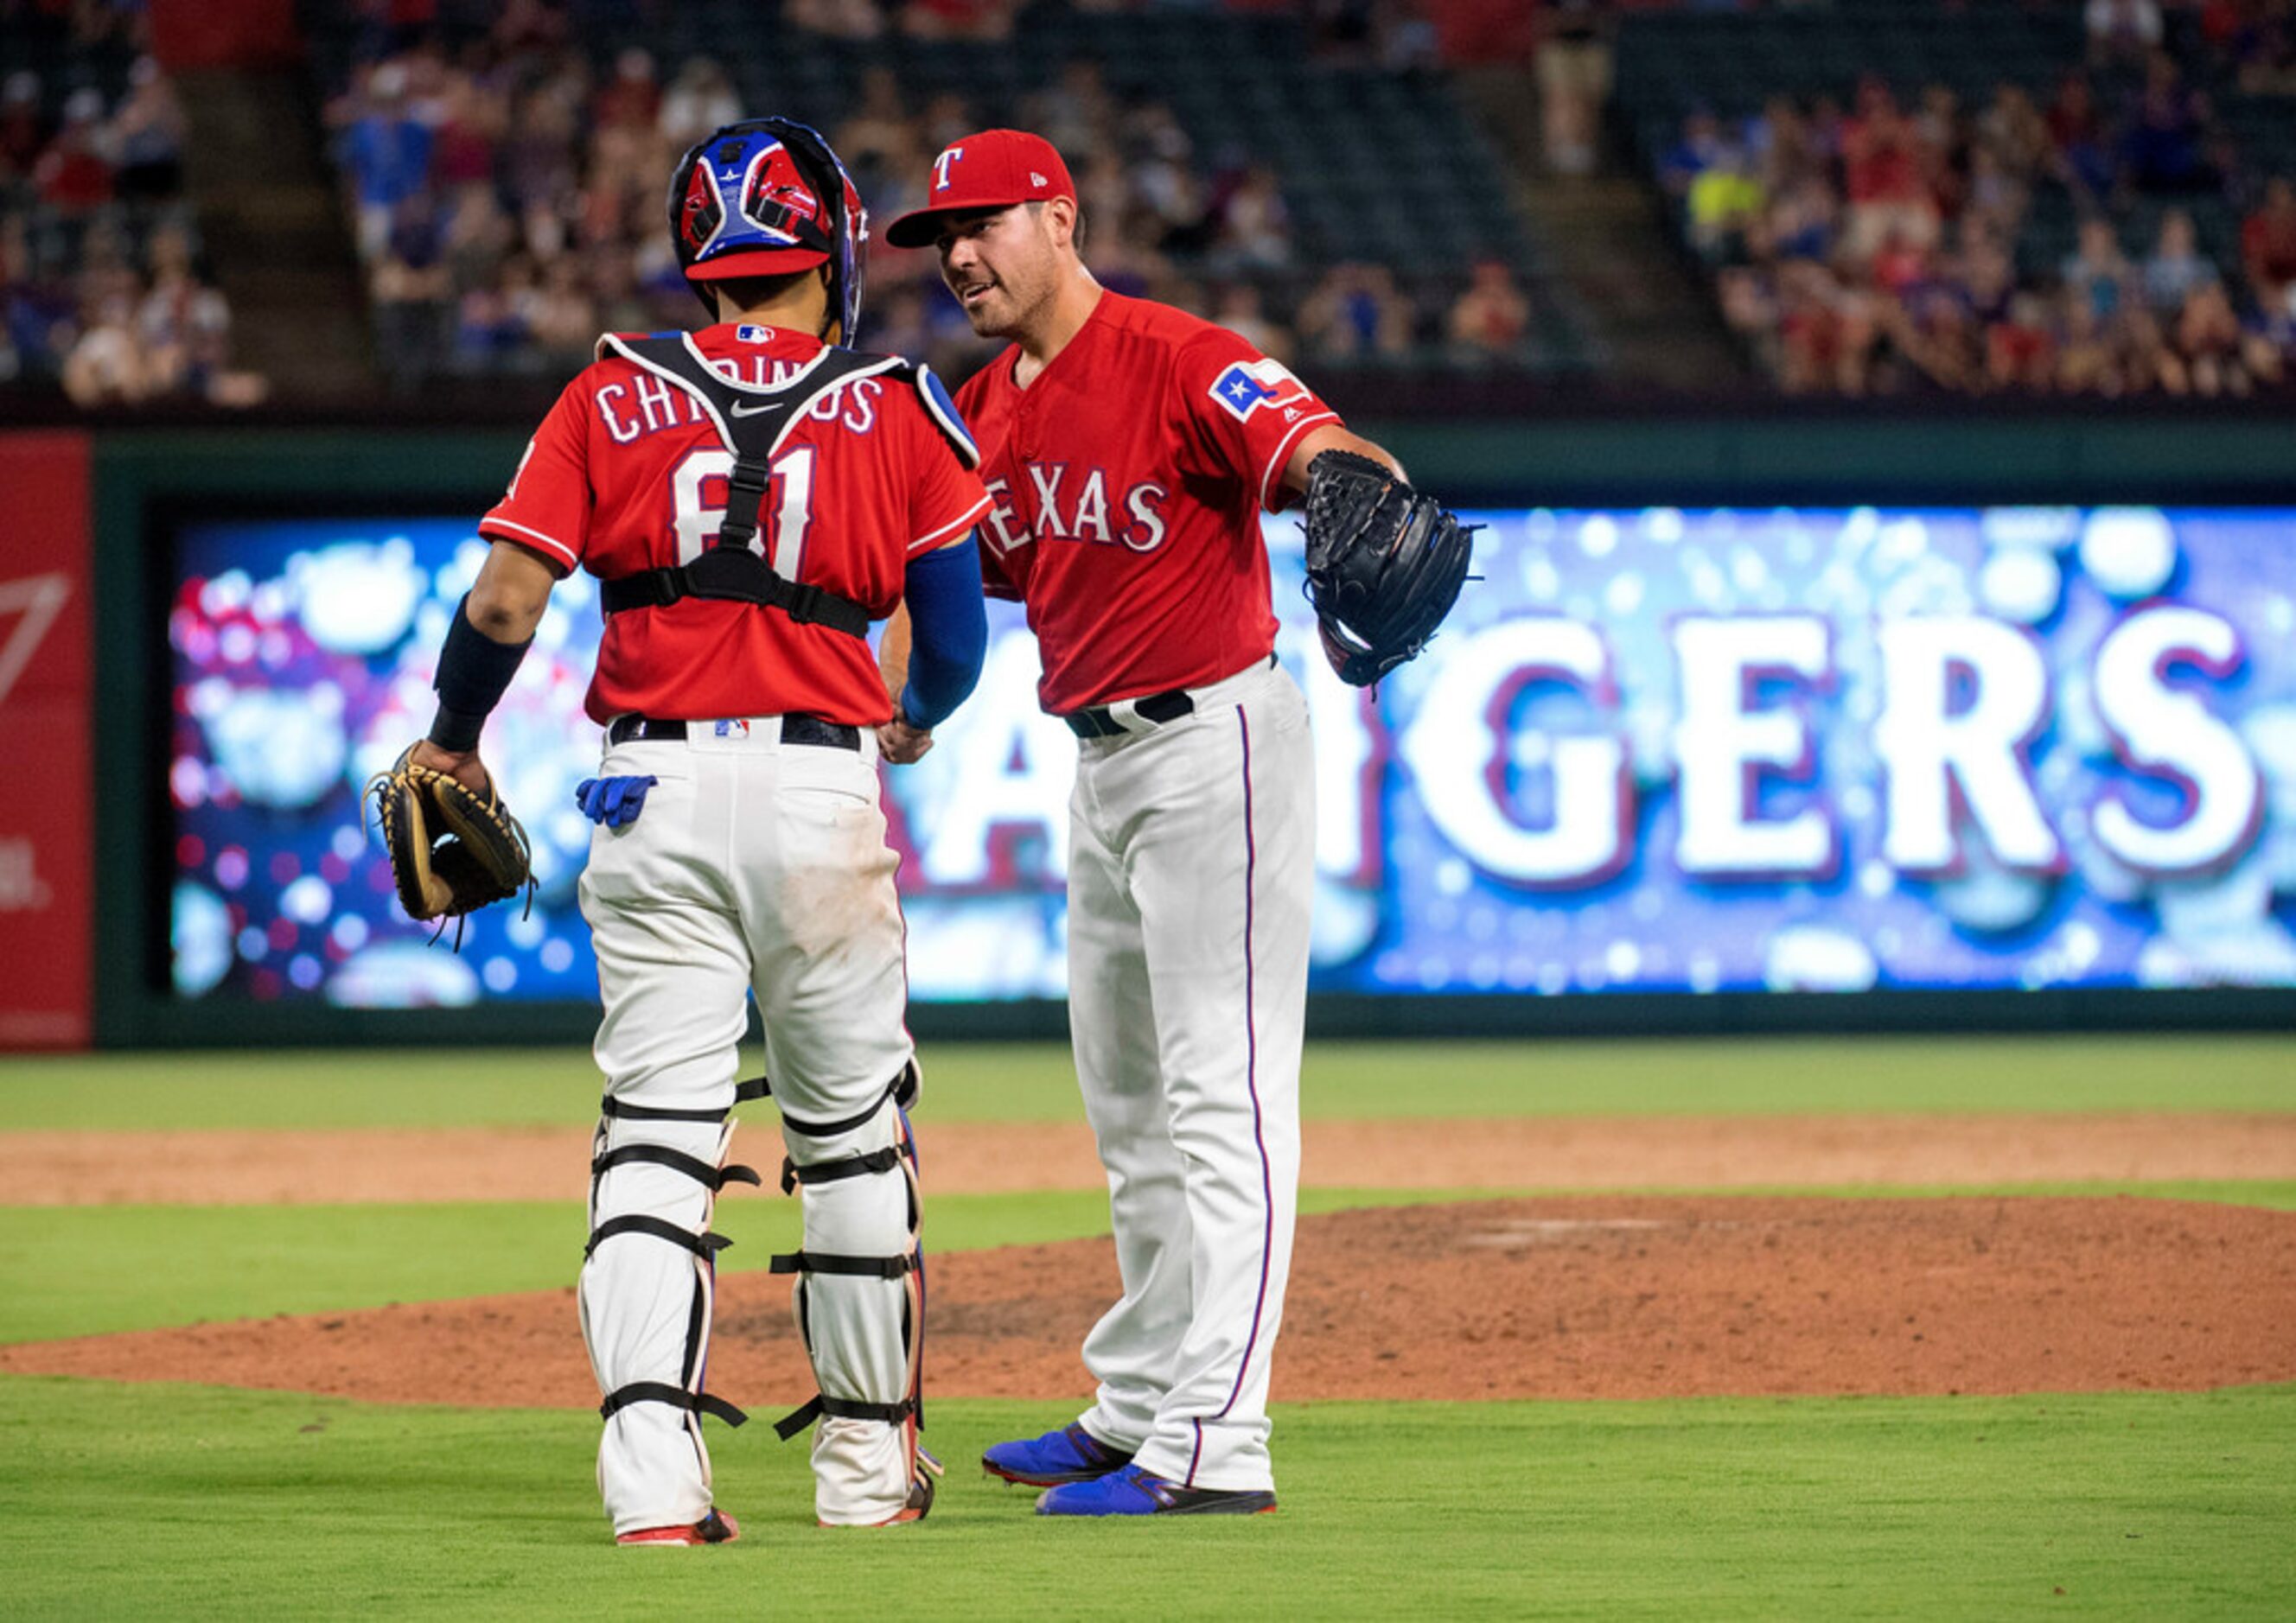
[981,1423,1136,1486]
[1035,1463,1277,1517]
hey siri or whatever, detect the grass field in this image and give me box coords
[3,1036,2293,1619]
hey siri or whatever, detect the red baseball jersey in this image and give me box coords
[953,291,1342,714]
[482,322,990,725]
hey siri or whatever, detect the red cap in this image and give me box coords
[884,130,1076,249]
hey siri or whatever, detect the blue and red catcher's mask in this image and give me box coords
[668,118,868,343]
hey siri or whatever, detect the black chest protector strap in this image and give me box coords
[595,335,905,639]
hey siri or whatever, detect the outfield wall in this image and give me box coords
[7,412,2292,1047]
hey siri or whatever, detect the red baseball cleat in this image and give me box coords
[616,1509,740,1546]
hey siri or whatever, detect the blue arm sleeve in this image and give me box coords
[896,534,988,730]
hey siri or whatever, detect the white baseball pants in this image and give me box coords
[576,719,922,1533]
[1065,659,1313,1493]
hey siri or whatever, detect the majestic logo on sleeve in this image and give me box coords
[1209,358,1312,423]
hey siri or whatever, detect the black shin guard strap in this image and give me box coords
[600,1381,749,1428]
[591,1142,762,1191]
[770,1392,916,1442]
[600,1097,730,1124]
[585,1214,732,1261]
[779,1145,904,1195]
[777,1068,913,1140]
[769,1250,915,1278]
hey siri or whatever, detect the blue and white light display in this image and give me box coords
[169,506,2296,1006]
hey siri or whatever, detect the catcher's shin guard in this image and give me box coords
[578,1085,763,1537]
[771,1069,934,1526]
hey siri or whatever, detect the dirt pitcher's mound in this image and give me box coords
[6,1197,2293,1403]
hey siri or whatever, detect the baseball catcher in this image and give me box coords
[396,112,989,1548]
[1302,448,1475,687]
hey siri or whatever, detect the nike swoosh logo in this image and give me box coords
[730,400,780,417]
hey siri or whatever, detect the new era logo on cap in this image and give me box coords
[887,130,1078,248]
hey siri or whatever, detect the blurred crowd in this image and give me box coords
[1651,0,2296,397]
[0,3,265,407]
[325,1,1539,386]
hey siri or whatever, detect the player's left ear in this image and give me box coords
[1043,195,1081,253]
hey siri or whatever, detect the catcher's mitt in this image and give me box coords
[1302,449,1475,688]
[366,746,533,933]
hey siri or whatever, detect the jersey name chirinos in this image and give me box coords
[596,366,885,445]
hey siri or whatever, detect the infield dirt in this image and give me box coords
[6,1195,2292,1403]
[7,1112,2295,1204]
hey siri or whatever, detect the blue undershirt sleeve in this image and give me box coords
[896,533,987,730]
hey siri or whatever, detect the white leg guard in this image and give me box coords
[769,1073,933,1527]
[579,1087,765,1537]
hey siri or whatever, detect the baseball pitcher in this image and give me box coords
[883,130,1469,1517]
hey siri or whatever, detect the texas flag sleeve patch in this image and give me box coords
[1209,357,1313,423]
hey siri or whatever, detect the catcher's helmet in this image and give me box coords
[668,118,868,342]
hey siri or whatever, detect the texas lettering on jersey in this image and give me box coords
[482,324,989,727]
[953,291,1340,713]
[979,465,1168,554]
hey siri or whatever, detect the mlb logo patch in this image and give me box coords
[1209,359,1309,423]
[713,719,750,738]
[736,324,771,344]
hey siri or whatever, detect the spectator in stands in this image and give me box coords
[1750,96,1824,197]
[427,69,501,193]
[1212,283,1292,365]
[659,57,740,154]
[1776,260,1878,396]
[1537,0,1613,178]
[72,218,140,320]
[1297,263,1415,361]
[595,49,659,134]
[62,289,157,407]
[1886,283,1983,394]
[1448,258,1531,360]
[1,209,73,384]
[1660,108,1727,196]
[1840,82,1938,260]
[1987,290,2057,392]
[35,89,115,217]
[1752,175,1836,264]
[2174,277,2286,392]
[2143,208,2219,312]
[1687,143,1763,263]
[1974,82,2050,181]
[2227,3,2296,94]
[524,256,596,366]
[443,181,513,292]
[2088,0,2165,67]
[0,73,46,187]
[110,57,185,205]
[2062,216,2133,321]
[2044,73,2115,199]
[1024,61,1119,165]
[2242,175,2296,315]
[1209,164,1292,272]
[2118,58,2216,194]
[1962,145,2031,245]
[371,200,454,387]
[340,64,433,259]
[2057,290,2120,392]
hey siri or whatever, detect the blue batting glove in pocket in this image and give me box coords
[573,774,657,828]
